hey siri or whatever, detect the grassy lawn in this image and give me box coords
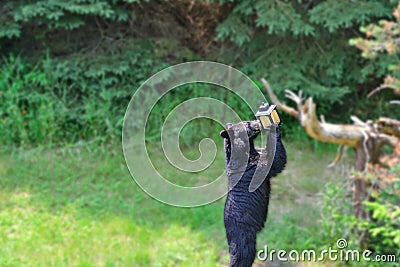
[0,141,340,267]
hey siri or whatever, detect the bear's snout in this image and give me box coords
[248,120,261,132]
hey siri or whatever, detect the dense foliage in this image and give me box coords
[0,0,399,146]
[320,157,400,266]
[351,1,400,97]
[216,0,393,103]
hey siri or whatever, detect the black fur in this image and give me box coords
[220,121,287,267]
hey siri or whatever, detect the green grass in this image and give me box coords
[0,141,340,267]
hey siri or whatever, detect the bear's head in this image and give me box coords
[220,121,261,166]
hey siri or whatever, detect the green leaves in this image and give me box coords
[216,0,315,43]
[1,0,399,145]
[213,0,397,113]
[0,37,172,145]
[364,201,400,250]
[255,0,314,35]
[350,2,400,104]
[0,0,138,40]
[216,13,252,46]
[0,21,21,39]
[216,0,392,44]
[309,0,391,32]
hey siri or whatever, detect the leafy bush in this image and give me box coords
[351,1,400,98]
[0,52,259,147]
[0,56,58,145]
[0,39,173,146]
[318,157,400,266]
[361,155,400,257]
[364,201,400,254]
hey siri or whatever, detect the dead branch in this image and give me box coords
[285,89,303,113]
[300,98,367,147]
[328,145,346,168]
[260,78,399,242]
[368,84,400,98]
[261,78,399,149]
[376,117,400,138]
[260,78,299,119]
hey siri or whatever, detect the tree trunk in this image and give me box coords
[354,147,368,219]
[353,139,381,248]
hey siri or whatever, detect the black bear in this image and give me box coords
[220,121,287,267]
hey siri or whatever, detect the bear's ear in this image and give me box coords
[220,130,230,139]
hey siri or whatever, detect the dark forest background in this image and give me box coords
[1,0,399,146]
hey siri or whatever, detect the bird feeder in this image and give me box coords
[255,102,280,129]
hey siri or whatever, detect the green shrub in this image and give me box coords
[0,52,260,147]
[317,162,400,266]
[0,42,172,146]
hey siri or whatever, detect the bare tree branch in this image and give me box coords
[328,144,345,168]
[376,117,400,138]
[368,84,400,98]
[285,89,303,114]
[260,78,399,232]
[300,98,368,147]
[261,79,399,148]
[260,78,299,119]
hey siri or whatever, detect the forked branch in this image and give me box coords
[260,78,399,238]
[261,78,299,119]
[261,78,399,149]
